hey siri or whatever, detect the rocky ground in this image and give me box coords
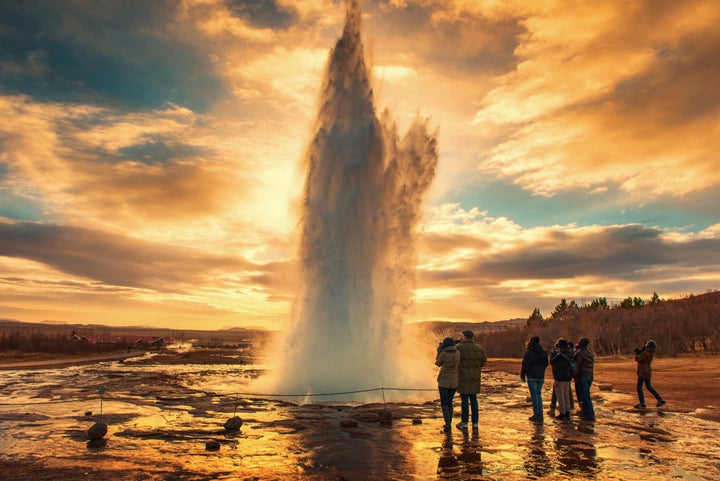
[0,351,718,480]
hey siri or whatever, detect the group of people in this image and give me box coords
[521,336,595,422]
[436,332,666,431]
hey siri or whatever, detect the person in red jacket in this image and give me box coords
[634,340,666,409]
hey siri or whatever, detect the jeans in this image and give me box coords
[637,376,662,405]
[527,378,544,417]
[439,387,457,427]
[577,375,594,418]
[460,393,479,424]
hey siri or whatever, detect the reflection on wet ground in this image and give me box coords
[1,358,719,480]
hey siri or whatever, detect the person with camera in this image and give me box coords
[634,340,666,409]
[436,337,461,432]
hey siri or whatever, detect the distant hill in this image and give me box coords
[0,319,270,344]
[412,318,525,338]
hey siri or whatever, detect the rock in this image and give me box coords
[84,411,92,417]
[378,409,392,425]
[340,419,358,428]
[205,441,221,451]
[88,421,108,439]
[224,416,243,431]
[412,419,422,425]
[598,383,613,391]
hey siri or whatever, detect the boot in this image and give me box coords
[441,405,452,432]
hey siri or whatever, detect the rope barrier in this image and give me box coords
[0,386,438,407]
[232,386,436,398]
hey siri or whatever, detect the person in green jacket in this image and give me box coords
[455,330,488,430]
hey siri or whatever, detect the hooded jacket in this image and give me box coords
[636,347,655,378]
[521,343,548,380]
[550,347,575,381]
[435,345,461,388]
[574,346,594,377]
[456,339,488,394]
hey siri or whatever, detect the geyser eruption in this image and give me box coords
[274,0,438,396]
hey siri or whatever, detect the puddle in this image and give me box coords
[0,359,718,480]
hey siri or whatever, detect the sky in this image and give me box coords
[1,0,719,331]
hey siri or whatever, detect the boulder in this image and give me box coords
[224,416,243,432]
[205,441,221,451]
[88,421,108,440]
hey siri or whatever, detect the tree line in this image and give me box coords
[0,330,129,355]
[473,291,720,358]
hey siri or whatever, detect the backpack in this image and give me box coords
[552,350,576,380]
[566,355,578,379]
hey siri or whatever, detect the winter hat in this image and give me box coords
[441,337,455,350]
[462,330,474,339]
[579,337,590,347]
[530,336,540,345]
[558,339,569,348]
[645,340,657,350]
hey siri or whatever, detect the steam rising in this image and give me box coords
[270,0,438,397]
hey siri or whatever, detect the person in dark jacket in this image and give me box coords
[520,336,548,422]
[550,338,574,420]
[574,337,595,421]
[549,339,576,416]
[455,330,488,430]
[435,337,461,432]
[634,340,666,409]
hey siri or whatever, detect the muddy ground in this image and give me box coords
[0,351,718,480]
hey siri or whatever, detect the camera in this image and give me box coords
[634,346,643,354]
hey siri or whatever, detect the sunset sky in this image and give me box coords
[1,0,719,331]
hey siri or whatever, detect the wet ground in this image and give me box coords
[1,352,719,480]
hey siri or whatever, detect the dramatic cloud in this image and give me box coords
[0,0,718,329]
[473,0,720,199]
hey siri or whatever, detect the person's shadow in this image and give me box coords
[437,428,484,478]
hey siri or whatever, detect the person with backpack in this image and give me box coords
[520,336,548,422]
[634,340,666,409]
[548,339,576,416]
[550,338,575,420]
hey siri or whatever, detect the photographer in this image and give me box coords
[634,340,666,409]
[435,337,460,433]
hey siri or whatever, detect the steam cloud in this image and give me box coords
[270,0,438,397]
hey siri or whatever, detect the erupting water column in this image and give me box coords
[273,0,438,397]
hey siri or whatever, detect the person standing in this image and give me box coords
[550,339,574,420]
[549,339,576,417]
[634,340,666,409]
[455,330,488,430]
[574,337,595,421]
[520,336,548,422]
[436,337,461,432]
